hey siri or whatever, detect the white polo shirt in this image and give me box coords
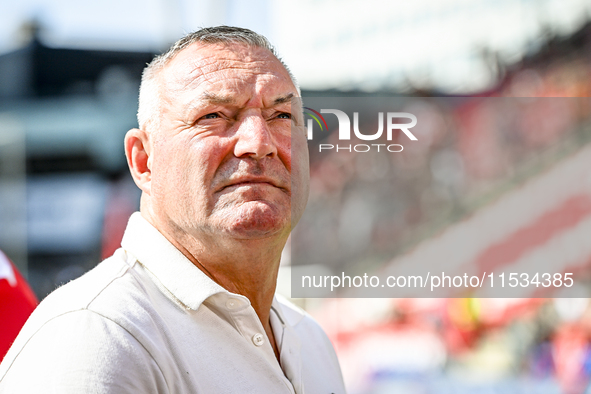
[0,213,345,393]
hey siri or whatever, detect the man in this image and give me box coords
[0,26,345,393]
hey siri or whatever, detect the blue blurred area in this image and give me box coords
[0,35,144,298]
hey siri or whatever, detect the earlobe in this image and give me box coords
[124,128,152,195]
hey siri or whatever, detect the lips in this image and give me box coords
[218,176,287,192]
[223,180,273,190]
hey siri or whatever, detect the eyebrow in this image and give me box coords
[183,92,234,118]
[199,91,235,105]
[190,91,296,112]
[273,93,294,105]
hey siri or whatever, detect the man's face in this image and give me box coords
[148,42,309,241]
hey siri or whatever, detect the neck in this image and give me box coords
[140,207,287,347]
[174,231,286,321]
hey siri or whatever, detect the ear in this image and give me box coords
[125,128,152,195]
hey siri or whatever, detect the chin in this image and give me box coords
[217,201,290,239]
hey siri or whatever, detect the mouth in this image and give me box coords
[222,181,274,190]
[218,177,287,193]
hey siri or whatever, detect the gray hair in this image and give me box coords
[137,26,299,131]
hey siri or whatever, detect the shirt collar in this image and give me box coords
[121,212,227,310]
[272,294,305,327]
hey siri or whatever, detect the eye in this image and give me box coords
[276,112,291,119]
[202,113,220,119]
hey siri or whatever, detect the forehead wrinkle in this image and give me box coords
[177,57,275,87]
[183,72,293,109]
[163,47,297,119]
[163,41,294,92]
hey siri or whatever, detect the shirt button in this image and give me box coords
[252,333,265,347]
[226,299,239,309]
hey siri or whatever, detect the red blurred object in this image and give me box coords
[553,323,590,394]
[101,179,139,260]
[0,250,38,361]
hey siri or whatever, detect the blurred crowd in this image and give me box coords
[294,96,591,276]
[293,19,591,394]
[307,297,591,393]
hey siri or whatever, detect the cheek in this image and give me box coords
[167,139,229,203]
[150,142,197,200]
[288,134,310,219]
[288,133,309,181]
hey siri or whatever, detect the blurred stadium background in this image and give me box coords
[1,0,591,393]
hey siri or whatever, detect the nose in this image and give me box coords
[233,114,278,159]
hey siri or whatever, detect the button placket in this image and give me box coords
[228,302,279,366]
[252,333,265,346]
[279,323,303,394]
[226,298,239,310]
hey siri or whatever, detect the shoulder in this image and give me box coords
[0,249,134,363]
[18,248,174,326]
[0,250,171,392]
[34,249,133,311]
[10,249,140,333]
[4,248,174,351]
[0,308,168,393]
